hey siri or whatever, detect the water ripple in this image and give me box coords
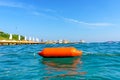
[0,43,120,79]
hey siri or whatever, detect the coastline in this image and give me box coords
[0,40,44,45]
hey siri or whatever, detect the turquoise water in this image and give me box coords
[0,43,120,80]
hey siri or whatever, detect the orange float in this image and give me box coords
[38,47,82,58]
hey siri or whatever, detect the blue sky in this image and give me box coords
[0,0,120,42]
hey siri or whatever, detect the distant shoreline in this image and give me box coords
[0,40,44,45]
[0,40,86,45]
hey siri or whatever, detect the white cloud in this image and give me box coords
[32,11,44,16]
[88,23,113,26]
[0,1,23,8]
[0,0,112,27]
[32,11,58,20]
[64,18,114,26]
[0,1,57,17]
[43,8,56,13]
[0,1,34,9]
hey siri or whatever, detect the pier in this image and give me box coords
[0,40,44,45]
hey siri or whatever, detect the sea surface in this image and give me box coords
[0,43,120,80]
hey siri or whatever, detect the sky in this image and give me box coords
[0,0,120,42]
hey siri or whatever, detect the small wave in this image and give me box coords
[0,53,6,56]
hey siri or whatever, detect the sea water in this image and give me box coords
[0,43,120,80]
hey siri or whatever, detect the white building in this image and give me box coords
[36,38,39,42]
[29,37,32,41]
[24,36,27,41]
[9,34,12,40]
[18,35,21,40]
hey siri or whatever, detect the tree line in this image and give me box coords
[0,31,24,40]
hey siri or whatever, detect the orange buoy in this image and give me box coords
[38,47,82,58]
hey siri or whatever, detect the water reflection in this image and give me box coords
[42,57,81,68]
[40,57,86,79]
